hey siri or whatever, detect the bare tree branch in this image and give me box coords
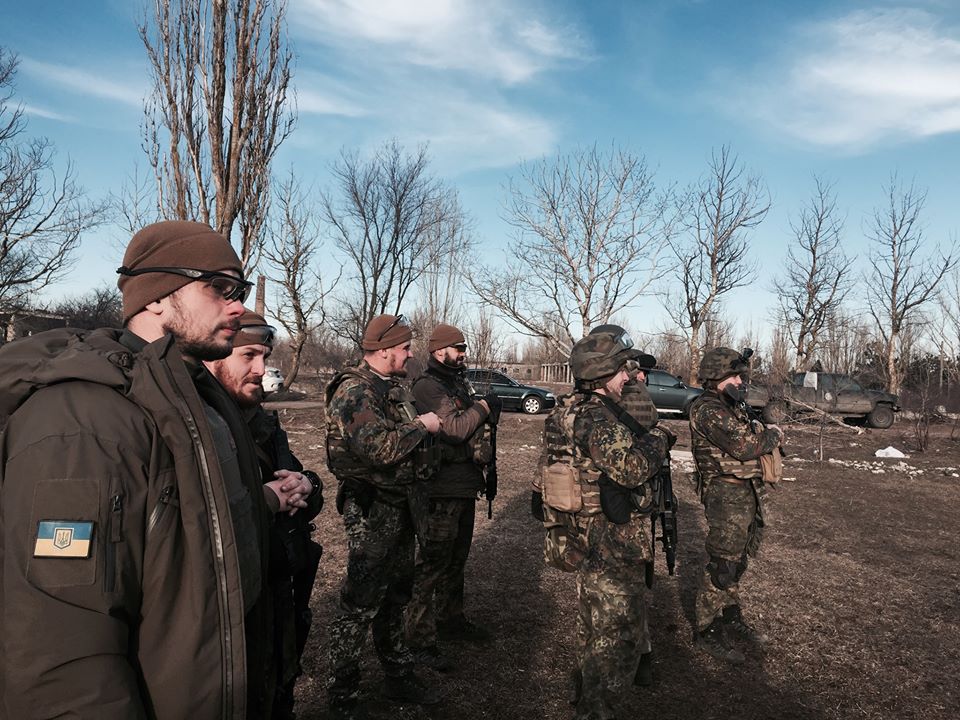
[470,143,667,356]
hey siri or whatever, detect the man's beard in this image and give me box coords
[165,296,238,361]
[209,360,263,407]
[442,349,465,369]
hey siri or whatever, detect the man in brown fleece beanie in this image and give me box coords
[207,309,325,720]
[0,220,276,720]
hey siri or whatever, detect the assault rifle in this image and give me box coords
[650,455,678,585]
[484,422,498,518]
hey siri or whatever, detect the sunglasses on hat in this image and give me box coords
[240,324,276,346]
[377,313,410,342]
[117,266,253,303]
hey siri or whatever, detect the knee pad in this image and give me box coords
[707,556,740,590]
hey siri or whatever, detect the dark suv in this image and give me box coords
[645,369,704,417]
[465,369,557,414]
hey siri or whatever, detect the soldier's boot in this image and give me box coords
[568,667,582,706]
[633,651,654,687]
[722,605,769,645]
[437,616,493,644]
[411,645,454,673]
[695,618,745,664]
[383,671,442,705]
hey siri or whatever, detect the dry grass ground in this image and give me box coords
[271,401,960,720]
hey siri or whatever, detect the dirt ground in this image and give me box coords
[272,398,960,720]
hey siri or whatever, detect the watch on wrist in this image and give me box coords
[303,470,322,497]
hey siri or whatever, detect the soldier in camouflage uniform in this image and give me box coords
[324,314,443,718]
[587,325,659,687]
[540,331,674,720]
[406,324,499,671]
[689,347,784,664]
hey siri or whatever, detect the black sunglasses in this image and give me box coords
[240,324,277,346]
[117,266,253,303]
[377,314,409,342]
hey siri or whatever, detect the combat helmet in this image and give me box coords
[570,329,635,389]
[698,347,753,384]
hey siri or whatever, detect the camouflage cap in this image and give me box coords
[570,331,634,383]
[699,347,750,383]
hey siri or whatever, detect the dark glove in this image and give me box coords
[483,393,503,424]
[650,424,677,450]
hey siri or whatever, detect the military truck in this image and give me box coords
[746,371,900,429]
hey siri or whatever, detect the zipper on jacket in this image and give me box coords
[104,493,123,592]
[147,485,178,535]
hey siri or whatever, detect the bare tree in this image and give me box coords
[263,172,338,388]
[324,140,466,344]
[776,178,853,370]
[139,0,295,267]
[49,285,123,329]
[469,144,667,356]
[417,194,474,328]
[865,176,957,395]
[664,146,769,384]
[466,310,504,369]
[0,50,105,310]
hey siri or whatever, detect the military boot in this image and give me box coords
[411,645,454,673]
[695,618,745,664]
[633,651,653,687]
[383,671,442,705]
[722,605,769,645]
[437,616,492,644]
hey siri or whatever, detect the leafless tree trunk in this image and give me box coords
[0,50,105,311]
[324,140,466,345]
[139,0,295,268]
[664,146,769,385]
[416,190,474,328]
[469,144,668,356]
[776,178,853,370]
[263,172,339,388]
[865,176,957,395]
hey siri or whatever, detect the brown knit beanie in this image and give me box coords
[428,323,466,352]
[117,220,244,322]
[234,310,276,348]
[361,314,412,350]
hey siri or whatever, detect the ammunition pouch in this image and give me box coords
[336,478,377,517]
[597,475,655,524]
[531,490,545,521]
[542,504,589,572]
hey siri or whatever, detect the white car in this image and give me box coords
[262,366,284,394]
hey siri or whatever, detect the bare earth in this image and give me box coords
[272,401,960,720]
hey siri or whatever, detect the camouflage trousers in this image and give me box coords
[575,514,651,720]
[406,497,476,649]
[695,479,764,630]
[328,497,416,705]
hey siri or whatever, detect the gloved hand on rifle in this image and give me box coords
[649,423,677,450]
[482,393,503,424]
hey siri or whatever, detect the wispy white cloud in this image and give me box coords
[20,57,144,108]
[20,103,74,123]
[289,0,581,171]
[293,0,587,85]
[724,8,960,148]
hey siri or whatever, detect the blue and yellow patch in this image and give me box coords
[34,521,94,558]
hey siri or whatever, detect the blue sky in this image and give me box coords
[3,0,959,343]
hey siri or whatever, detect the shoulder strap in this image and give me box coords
[591,392,647,438]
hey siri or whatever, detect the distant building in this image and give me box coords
[0,309,68,345]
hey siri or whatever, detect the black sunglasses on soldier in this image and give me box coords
[116,266,253,303]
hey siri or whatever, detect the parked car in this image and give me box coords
[262,366,284,394]
[465,368,557,414]
[746,371,900,428]
[645,369,704,417]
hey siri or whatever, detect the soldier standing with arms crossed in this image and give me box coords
[540,331,673,720]
[405,324,499,671]
[689,347,784,664]
[324,314,443,719]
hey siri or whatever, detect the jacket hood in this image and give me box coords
[0,327,137,419]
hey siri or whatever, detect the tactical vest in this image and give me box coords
[689,393,762,488]
[620,379,658,430]
[413,366,484,465]
[538,393,603,518]
[325,363,428,483]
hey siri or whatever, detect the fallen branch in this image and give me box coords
[782,399,865,434]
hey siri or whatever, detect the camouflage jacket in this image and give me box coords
[689,389,781,483]
[325,361,428,489]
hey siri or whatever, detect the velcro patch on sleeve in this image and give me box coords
[34,521,94,558]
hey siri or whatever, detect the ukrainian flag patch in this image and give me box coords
[34,521,94,558]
